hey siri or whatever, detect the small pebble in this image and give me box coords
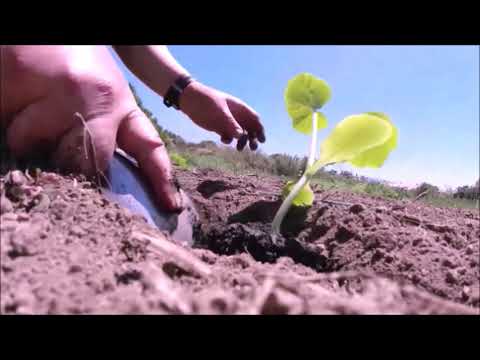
[68,191,78,199]
[7,170,27,186]
[372,249,385,261]
[465,245,474,255]
[349,204,365,214]
[412,237,423,246]
[442,258,457,269]
[401,260,414,271]
[68,265,83,274]
[445,270,458,284]
[69,226,85,237]
[411,274,421,284]
[32,193,50,212]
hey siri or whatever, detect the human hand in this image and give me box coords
[2,45,183,212]
[179,81,266,150]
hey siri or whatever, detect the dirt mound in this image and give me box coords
[178,168,480,309]
[1,168,478,314]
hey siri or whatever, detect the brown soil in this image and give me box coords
[1,167,479,314]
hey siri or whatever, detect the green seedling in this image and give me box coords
[271,73,398,242]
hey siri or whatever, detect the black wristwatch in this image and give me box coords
[163,75,194,110]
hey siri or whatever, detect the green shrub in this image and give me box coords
[184,153,237,172]
[169,152,189,169]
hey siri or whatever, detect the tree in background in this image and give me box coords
[454,179,479,200]
[414,182,440,197]
[269,154,306,177]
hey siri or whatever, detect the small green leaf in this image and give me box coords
[316,112,328,129]
[281,180,314,207]
[319,113,396,167]
[285,73,331,135]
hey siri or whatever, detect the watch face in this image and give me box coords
[163,98,173,108]
[164,76,193,109]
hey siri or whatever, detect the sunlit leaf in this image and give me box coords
[281,180,314,207]
[285,73,331,135]
[319,113,396,167]
[349,113,398,168]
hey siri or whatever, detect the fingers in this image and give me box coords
[227,97,266,151]
[248,132,258,151]
[6,98,74,157]
[236,133,248,151]
[218,107,244,144]
[236,132,258,151]
[221,135,233,145]
[117,108,183,213]
[228,97,266,149]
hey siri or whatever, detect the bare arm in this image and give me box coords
[113,45,190,97]
[113,45,265,149]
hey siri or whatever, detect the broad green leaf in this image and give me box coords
[349,113,398,168]
[319,113,395,167]
[285,73,331,135]
[281,180,314,207]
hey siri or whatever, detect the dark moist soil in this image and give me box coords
[1,166,479,314]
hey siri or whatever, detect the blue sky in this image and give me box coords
[110,46,479,189]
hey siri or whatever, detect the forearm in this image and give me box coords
[113,46,190,97]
